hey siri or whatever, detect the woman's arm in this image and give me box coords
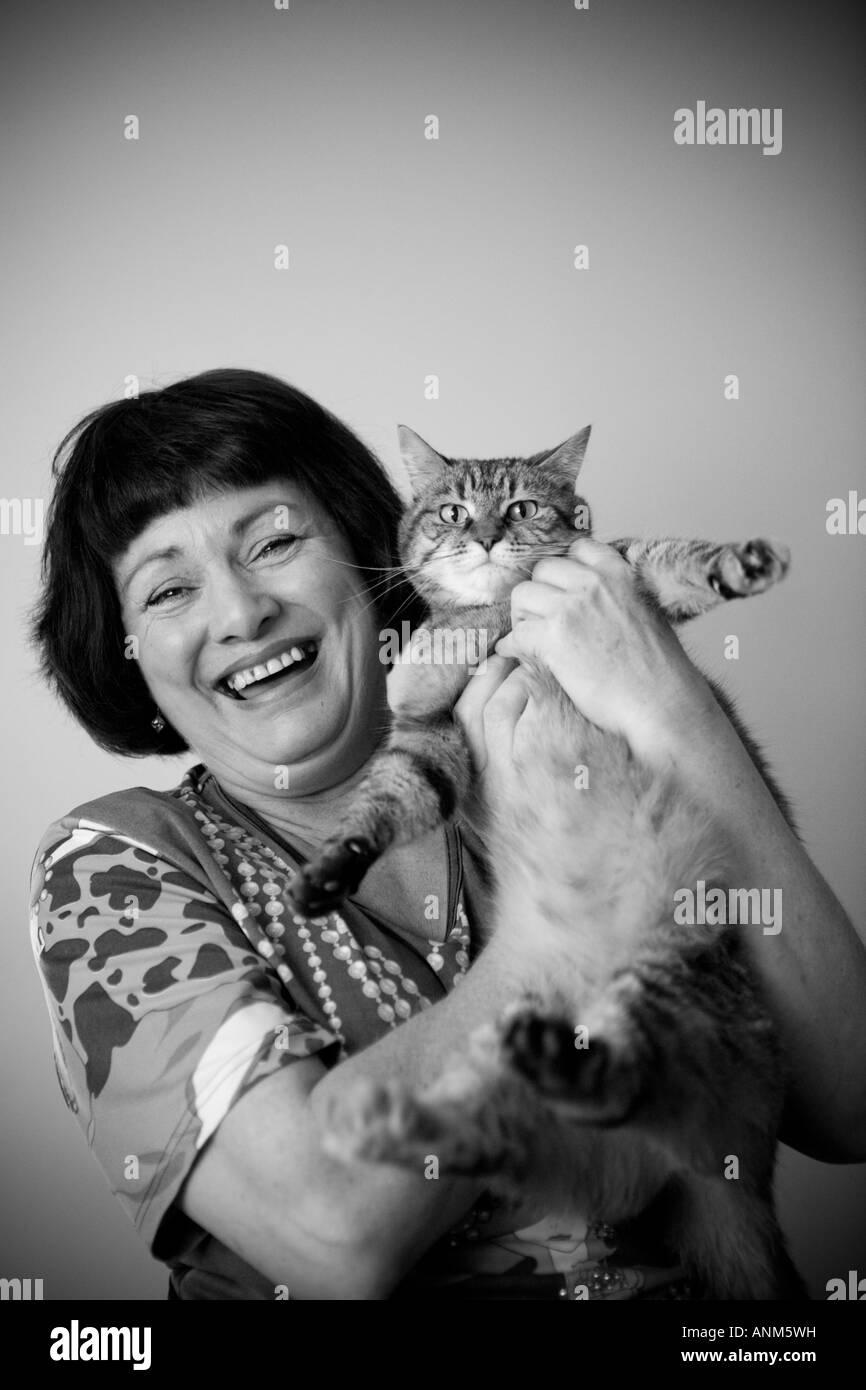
[179,900,533,1299]
[493,537,866,1163]
[181,665,543,1299]
[651,675,866,1162]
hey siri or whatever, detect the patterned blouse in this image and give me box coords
[29,763,690,1300]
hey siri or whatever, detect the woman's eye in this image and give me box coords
[142,537,299,608]
[506,499,538,521]
[145,586,188,609]
[439,504,468,525]
[254,535,299,560]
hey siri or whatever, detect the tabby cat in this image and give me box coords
[290,424,804,1300]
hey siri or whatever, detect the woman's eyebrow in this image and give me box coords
[119,546,182,598]
[230,500,307,534]
[118,500,307,597]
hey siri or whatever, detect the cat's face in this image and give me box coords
[397,426,592,608]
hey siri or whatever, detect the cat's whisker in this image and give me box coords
[325,557,413,576]
[333,566,418,606]
[357,573,413,600]
[372,585,417,632]
[343,576,418,624]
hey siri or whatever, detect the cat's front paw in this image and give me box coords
[289,836,376,915]
[708,538,790,601]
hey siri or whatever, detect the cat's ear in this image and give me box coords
[397,424,449,494]
[535,425,592,487]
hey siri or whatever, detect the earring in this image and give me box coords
[150,712,165,732]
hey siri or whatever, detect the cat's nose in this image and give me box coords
[476,535,501,552]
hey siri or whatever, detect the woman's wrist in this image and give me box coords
[629,660,726,768]
[632,662,797,878]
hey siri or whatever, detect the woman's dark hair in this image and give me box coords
[31,368,424,756]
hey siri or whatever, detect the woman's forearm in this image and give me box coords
[647,673,866,1162]
[183,936,532,1301]
[312,929,523,1106]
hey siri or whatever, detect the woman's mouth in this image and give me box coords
[218,639,320,701]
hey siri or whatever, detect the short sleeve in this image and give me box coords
[28,823,340,1254]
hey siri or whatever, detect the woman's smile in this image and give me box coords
[215,636,321,700]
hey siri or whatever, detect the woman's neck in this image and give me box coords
[215,739,386,853]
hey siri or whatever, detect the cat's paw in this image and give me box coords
[502,1010,587,1096]
[288,836,376,915]
[708,538,790,601]
[322,1077,499,1176]
[321,1078,434,1168]
[502,1011,639,1125]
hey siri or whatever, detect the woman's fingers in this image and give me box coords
[453,654,518,769]
[495,619,544,664]
[510,549,624,624]
[493,630,517,659]
[567,535,627,564]
[480,666,532,745]
[507,578,559,618]
[525,539,628,593]
[565,536,631,578]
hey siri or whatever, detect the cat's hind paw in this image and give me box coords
[708,538,790,601]
[321,1078,437,1169]
[288,836,376,915]
[322,1075,519,1178]
[503,1011,640,1125]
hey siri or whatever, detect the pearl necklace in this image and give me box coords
[176,778,471,1047]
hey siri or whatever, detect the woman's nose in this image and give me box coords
[205,573,281,642]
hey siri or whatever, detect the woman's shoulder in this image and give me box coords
[30,764,217,884]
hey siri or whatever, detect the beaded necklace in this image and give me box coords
[175,775,471,1049]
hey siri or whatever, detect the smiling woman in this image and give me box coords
[30,368,620,1301]
[27,369,866,1302]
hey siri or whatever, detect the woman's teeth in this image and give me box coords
[225,641,317,694]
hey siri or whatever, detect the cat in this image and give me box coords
[289,423,804,1300]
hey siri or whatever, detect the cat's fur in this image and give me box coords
[290,424,804,1300]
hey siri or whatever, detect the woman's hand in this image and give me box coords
[494,537,714,760]
[452,653,551,825]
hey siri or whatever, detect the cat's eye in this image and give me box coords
[439,503,469,525]
[506,499,538,521]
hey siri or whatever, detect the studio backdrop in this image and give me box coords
[1,0,864,1299]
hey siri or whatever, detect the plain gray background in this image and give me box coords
[2,0,864,1299]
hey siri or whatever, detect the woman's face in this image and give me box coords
[114,482,389,797]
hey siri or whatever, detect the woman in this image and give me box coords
[29,368,866,1300]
